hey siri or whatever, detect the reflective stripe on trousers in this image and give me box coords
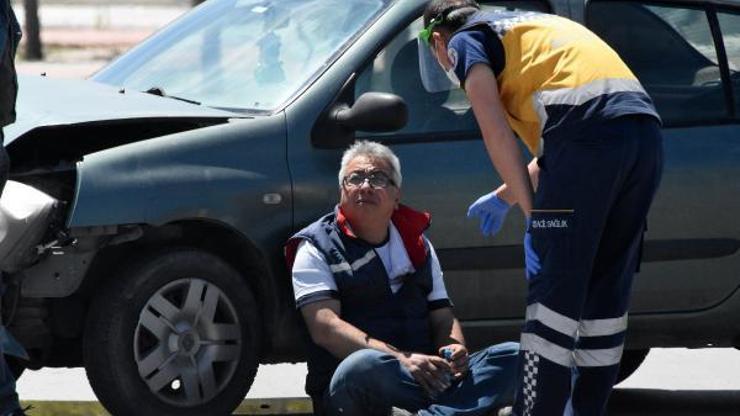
[522,302,628,367]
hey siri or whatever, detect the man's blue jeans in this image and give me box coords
[325,342,519,416]
[0,356,19,415]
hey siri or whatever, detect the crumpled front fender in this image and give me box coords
[67,115,291,245]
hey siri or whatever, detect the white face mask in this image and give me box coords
[444,46,460,88]
[445,68,460,88]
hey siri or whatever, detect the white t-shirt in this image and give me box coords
[292,222,450,308]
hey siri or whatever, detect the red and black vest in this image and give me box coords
[285,205,437,399]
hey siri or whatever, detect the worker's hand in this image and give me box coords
[467,192,510,236]
[439,344,469,379]
[524,222,541,279]
[398,352,452,397]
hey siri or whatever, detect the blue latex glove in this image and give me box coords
[467,192,511,236]
[524,223,541,280]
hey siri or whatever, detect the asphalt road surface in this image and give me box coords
[16,348,740,415]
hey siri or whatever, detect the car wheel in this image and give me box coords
[615,348,650,385]
[84,248,260,416]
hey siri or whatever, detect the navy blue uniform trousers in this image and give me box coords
[513,115,663,416]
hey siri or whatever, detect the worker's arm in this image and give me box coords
[301,300,452,395]
[429,306,468,378]
[494,158,541,206]
[465,63,534,216]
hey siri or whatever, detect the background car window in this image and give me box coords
[355,1,549,140]
[718,10,740,116]
[588,2,728,125]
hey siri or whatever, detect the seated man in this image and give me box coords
[285,141,518,416]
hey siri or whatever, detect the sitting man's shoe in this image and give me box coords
[497,406,513,416]
[7,404,33,415]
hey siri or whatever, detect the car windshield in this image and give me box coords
[92,0,391,112]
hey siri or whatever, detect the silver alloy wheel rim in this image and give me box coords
[134,278,242,407]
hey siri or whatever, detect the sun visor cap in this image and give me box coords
[417,37,456,93]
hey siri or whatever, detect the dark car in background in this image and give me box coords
[2,0,739,414]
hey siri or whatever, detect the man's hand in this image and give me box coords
[440,344,469,379]
[398,352,452,397]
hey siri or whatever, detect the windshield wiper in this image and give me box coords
[144,87,201,106]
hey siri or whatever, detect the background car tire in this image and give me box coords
[84,248,260,416]
[615,348,650,385]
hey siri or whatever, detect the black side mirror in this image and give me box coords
[334,92,408,132]
[312,91,408,149]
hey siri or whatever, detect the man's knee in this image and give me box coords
[330,349,395,390]
[485,342,520,358]
[479,342,520,375]
[326,349,400,415]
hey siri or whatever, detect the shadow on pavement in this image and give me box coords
[24,391,740,415]
[609,388,740,415]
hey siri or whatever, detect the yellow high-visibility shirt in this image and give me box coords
[448,11,660,156]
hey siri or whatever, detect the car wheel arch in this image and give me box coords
[78,220,280,354]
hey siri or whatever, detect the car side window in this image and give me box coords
[587,2,728,126]
[717,10,740,116]
[354,1,550,140]
[353,18,476,140]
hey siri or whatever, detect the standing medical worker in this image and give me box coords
[418,1,663,415]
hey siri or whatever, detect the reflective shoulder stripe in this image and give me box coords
[489,11,547,38]
[574,344,624,367]
[351,250,377,271]
[327,250,377,274]
[329,262,352,274]
[539,78,646,107]
[526,302,579,338]
[532,92,548,155]
[579,313,629,337]
[520,332,574,368]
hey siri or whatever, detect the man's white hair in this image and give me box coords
[338,140,402,188]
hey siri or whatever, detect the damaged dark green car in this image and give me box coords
[2,0,740,415]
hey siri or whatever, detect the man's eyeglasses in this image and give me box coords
[343,171,396,189]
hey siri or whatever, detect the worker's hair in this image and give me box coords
[339,141,402,189]
[423,0,480,33]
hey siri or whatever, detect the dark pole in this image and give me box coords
[23,0,43,60]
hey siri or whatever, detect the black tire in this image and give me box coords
[84,248,260,416]
[615,348,650,385]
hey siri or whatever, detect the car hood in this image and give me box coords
[4,75,241,146]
